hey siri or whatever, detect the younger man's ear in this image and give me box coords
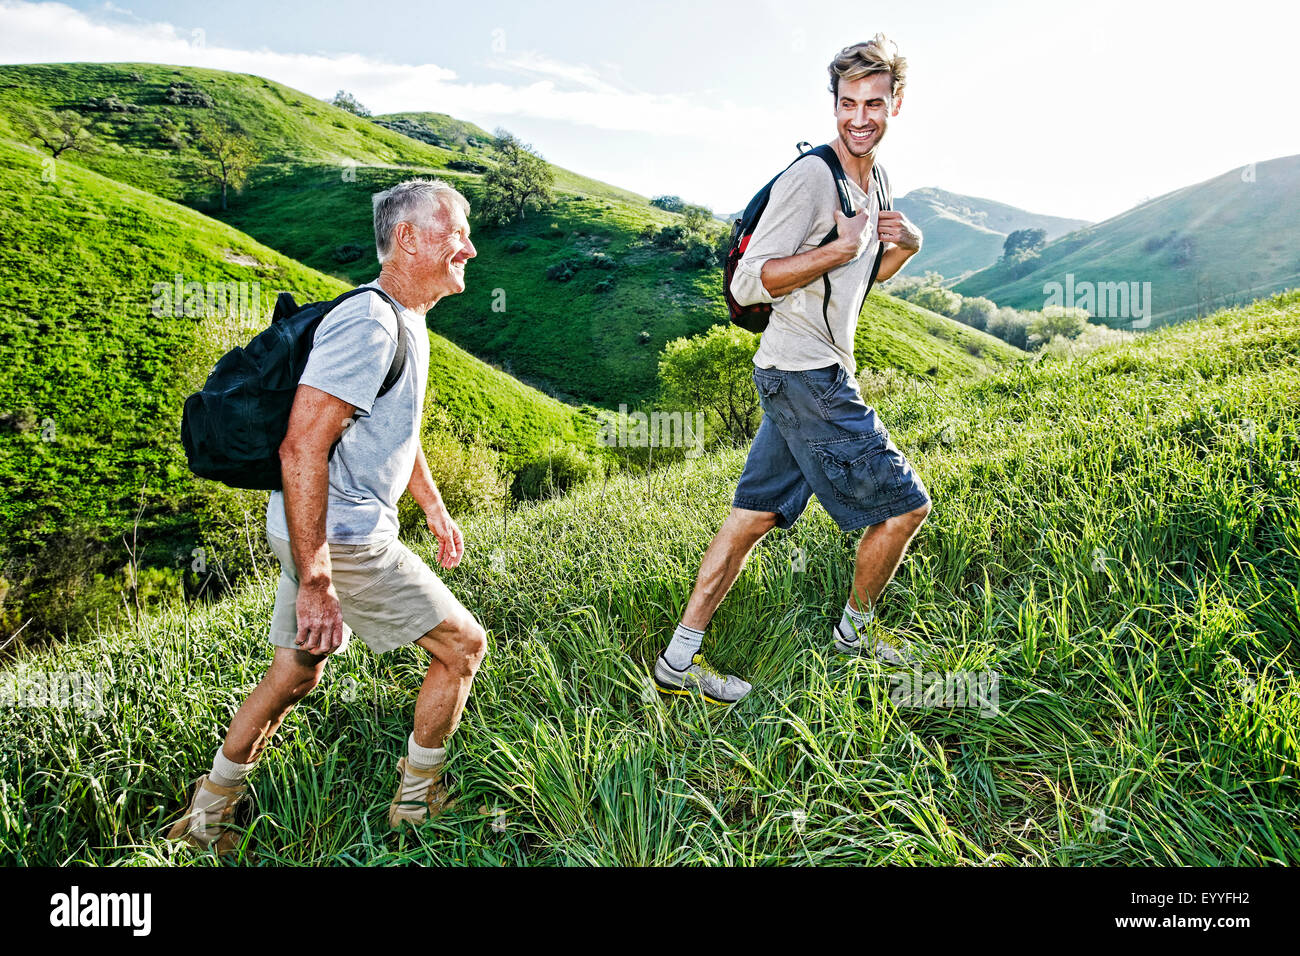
[891,92,904,117]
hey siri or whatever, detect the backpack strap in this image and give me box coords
[805,145,857,344]
[320,285,408,401]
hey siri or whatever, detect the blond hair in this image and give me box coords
[827,34,907,102]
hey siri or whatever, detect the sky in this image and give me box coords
[1,0,1297,223]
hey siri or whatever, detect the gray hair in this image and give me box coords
[372,178,471,264]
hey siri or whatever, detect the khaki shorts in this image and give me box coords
[267,532,457,655]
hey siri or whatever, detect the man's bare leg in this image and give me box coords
[653,508,778,704]
[412,603,487,749]
[680,507,780,631]
[836,502,931,659]
[848,502,931,612]
[390,602,486,824]
[222,647,330,763]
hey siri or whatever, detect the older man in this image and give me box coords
[168,179,485,853]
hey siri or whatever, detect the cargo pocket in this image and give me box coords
[752,368,799,430]
[810,430,905,509]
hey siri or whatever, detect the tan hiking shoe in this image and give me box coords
[388,757,456,829]
[165,774,250,857]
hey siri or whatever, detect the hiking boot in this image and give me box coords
[389,757,456,830]
[165,774,250,857]
[833,620,913,666]
[653,653,752,705]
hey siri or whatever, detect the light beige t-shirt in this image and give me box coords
[730,150,881,375]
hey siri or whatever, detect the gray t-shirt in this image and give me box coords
[266,281,429,545]
[730,150,881,376]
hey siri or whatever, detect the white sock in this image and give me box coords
[402,732,447,802]
[836,602,874,644]
[190,748,255,839]
[664,622,704,670]
[209,747,256,788]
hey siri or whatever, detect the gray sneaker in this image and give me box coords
[654,653,752,705]
[833,620,913,666]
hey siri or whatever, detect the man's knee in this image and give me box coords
[268,649,327,703]
[729,507,780,542]
[426,611,487,675]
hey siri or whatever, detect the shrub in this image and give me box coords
[590,253,617,270]
[512,442,604,501]
[594,279,614,293]
[164,82,215,108]
[546,260,578,282]
[955,296,996,330]
[506,240,530,254]
[638,330,651,344]
[396,429,509,529]
[332,242,365,264]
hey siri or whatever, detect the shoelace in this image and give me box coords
[692,655,726,682]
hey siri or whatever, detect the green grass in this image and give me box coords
[3,290,1296,865]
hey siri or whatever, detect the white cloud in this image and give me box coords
[0,0,765,142]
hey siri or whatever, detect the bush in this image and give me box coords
[913,286,963,317]
[594,279,614,294]
[164,82,215,108]
[512,442,604,501]
[955,296,996,331]
[638,330,651,344]
[447,160,487,173]
[396,429,509,529]
[589,253,617,270]
[506,240,530,254]
[332,242,365,264]
[546,260,578,282]
[987,306,1032,350]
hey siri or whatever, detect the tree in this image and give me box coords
[955,295,997,330]
[331,90,371,117]
[658,324,763,444]
[192,119,258,211]
[1028,306,1088,346]
[478,129,555,225]
[650,195,684,212]
[912,286,962,317]
[987,306,1032,350]
[1002,228,1046,261]
[19,108,95,159]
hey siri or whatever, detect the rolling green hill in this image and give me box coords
[0,133,597,640]
[953,154,1300,327]
[896,186,1089,278]
[0,63,1027,406]
[3,289,1296,865]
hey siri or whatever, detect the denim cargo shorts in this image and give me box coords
[733,362,931,532]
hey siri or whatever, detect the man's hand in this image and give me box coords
[425,504,465,569]
[831,208,873,263]
[877,210,922,252]
[295,579,345,655]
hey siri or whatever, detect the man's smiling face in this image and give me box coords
[416,200,476,299]
[834,72,901,158]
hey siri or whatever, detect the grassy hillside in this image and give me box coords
[953,154,1300,326]
[0,62,462,203]
[0,62,1026,406]
[897,186,1088,278]
[3,290,1296,865]
[220,162,1024,402]
[0,134,597,640]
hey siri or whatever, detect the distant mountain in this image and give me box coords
[953,154,1300,328]
[897,187,1089,278]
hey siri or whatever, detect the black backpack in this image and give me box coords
[723,142,891,339]
[180,285,407,490]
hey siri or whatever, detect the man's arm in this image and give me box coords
[406,447,465,570]
[278,383,356,656]
[757,209,872,299]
